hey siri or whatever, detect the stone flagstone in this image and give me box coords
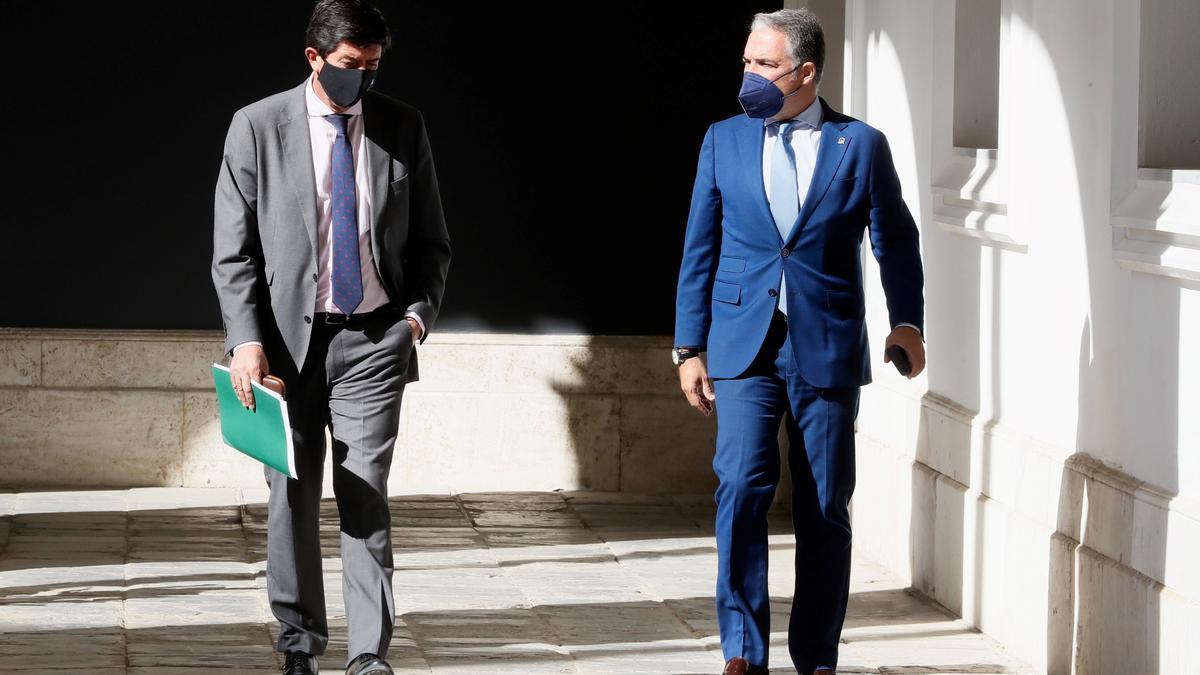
[0,488,1033,674]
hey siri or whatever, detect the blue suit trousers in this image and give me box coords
[713,312,859,672]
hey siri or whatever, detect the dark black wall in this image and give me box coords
[0,1,778,334]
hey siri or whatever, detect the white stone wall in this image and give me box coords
[843,0,1200,672]
[1138,0,1200,169]
[788,0,847,110]
[0,330,717,496]
[952,0,1001,149]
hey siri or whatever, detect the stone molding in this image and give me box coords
[1112,169,1200,283]
[853,383,1200,673]
[932,149,1027,253]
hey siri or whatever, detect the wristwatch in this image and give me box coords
[672,347,702,367]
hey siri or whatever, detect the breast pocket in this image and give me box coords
[390,158,409,182]
[388,155,410,194]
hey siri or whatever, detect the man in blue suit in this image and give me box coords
[673,9,925,675]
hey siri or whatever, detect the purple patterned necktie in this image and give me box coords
[325,113,363,315]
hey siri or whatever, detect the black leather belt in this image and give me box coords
[314,307,401,326]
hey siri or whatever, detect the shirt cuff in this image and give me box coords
[232,341,263,354]
[894,322,922,336]
[404,312,426,341]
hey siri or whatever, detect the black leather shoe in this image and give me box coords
[282,651,319,674]
[346,653,393,675]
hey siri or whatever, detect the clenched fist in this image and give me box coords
[884,325,926,378]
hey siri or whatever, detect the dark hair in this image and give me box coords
[752,9,825,84]
[306,0,392,57]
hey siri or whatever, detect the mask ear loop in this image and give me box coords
[773,63,806,101]
[769,63,803,84]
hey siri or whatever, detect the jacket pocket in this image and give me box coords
[826,289,864,317]
[718,255,747,273]
[713,281,742,305]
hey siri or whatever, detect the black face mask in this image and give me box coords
[318,61,377,108]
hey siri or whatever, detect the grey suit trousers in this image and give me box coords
[265,311,411,662]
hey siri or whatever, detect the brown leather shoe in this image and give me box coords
[722,657,767,675]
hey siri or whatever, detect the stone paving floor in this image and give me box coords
[0,488,1033,674]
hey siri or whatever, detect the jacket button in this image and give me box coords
[304,315,312,324]
[781,248,791,257]
[312,273,318,282]
[768,289,778,297]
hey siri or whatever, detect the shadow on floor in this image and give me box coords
[0,492,1027,673]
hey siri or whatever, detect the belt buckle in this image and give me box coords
[324,313,349,325]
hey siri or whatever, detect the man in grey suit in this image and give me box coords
[211,2,450,673]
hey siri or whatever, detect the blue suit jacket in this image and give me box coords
[674,100,924,388]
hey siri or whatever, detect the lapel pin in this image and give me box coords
[837,136,846,145]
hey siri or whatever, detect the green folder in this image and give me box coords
[212,363,298,479]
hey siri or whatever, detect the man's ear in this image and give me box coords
[304,47,323,71]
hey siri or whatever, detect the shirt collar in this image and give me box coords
[305,73,363,117]
[766,96,823,129]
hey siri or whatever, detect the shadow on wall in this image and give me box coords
[550,338,719,495]
[857,0,1009,630]
[1032,0,1180,670]
[1047,297,1183,672]
[864,0,1184,671]
[908,238,1002,628]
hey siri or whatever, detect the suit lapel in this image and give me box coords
[278,82,319,257]
[786,102,852,247]
[735,116,783,244]
[361,96,392,285]
[362,112,390,245]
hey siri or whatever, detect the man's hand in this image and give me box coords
[679,356,716,416]
[405,317,423,343]
[884,325,926,379]
[229,345,270,410]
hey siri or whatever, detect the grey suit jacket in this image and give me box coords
[212,80,451,381]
